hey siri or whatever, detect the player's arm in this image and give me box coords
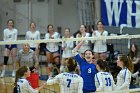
[95,73,104,92]
[110,75,116,91]
[102,31,108,44]
[24,80,39,93]
[83,33,90,45]
[117,71,131,90]
[33,52,39,68]
[3,29,7,41]
[47,74,60,85]
[14,29,18,41]
[72,41,84,65]
[78,77,83,93]
[66,37,74,49]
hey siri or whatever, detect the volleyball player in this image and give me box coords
[92,21,108,61]
[0,19,18,77]
[95,59,115,92]
[116,54,133,91]
[76,25,90,55]
[14,66,46,93]
[45,24,60,75]
[47,58,83,93]
[61,28,74,73]
[72,41,97,93]
[25,22,40,57]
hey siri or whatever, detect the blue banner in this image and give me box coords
[101,0,140,28]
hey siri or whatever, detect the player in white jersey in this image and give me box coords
[61,28,74,73]
[76,25,90,55]
[116,54,133,91]
[45,24,60,75]
[14,66,46,93]
[92,21,108,61]
[0,19,18,77]
[47,58,83,93]
[95,59,115,92]
[25,22,40,57]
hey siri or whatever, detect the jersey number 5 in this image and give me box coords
[67,79,71,88]
[105,78,111,86]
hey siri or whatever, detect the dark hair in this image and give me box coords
[64,28,70,32]
[7,19,14,27]
[47,24,53,33]
[97,20,104,25]
[129,43,138,59]
[97,59,109,72]
[84,49,93,56]
[66,58,77,72]
[14,66,28,86]
[118,54,134,73]
[30,22,36,27]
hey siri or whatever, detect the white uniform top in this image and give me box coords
[62,36,74,58]
[92,30,108,53]
[45,32,60,52]
[25,31,40,48]
[3,28,18,41]
[17,78,38,93]
[47,72,83,93]
[116,68,131,90]
[95,72,115,92]
[76,33,90,53]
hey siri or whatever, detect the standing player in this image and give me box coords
[45,24,60,75]
[92,21,108,61]
[72,41,97,93]
[25,22,40,57]
[116,54,133,91]
[76,25,90,56]
[95,59,116,92]
[14,66,46,93]
[47,58,83,93]
[0,19,18,77]
[61,28,74,73]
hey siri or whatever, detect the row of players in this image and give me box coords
[1,20,140,93]
[1,19,140,85]
[14,42,133,93]
[1,19,108,77]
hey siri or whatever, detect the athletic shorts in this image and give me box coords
[46,48,58,53]
[5,44,17,50]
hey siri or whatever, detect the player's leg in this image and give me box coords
[11,46,17,77]
[0,46,10,77]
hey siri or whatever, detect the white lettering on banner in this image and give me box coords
[104,0,123,26]
[126,1,140,28]
[104,0,140,27]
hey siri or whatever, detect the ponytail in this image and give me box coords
[118,54,134,73]
[14,66,28,86]
[127,56,134,73]
[14,70,20,86]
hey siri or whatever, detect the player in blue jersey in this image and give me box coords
[72,41,97,93]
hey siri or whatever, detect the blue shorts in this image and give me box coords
[5,44,17,50]
[30,47,36,51]
[46,48,58,53]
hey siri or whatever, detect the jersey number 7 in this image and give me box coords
[67,79,71,87]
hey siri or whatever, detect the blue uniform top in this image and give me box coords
[74,54,97,92]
